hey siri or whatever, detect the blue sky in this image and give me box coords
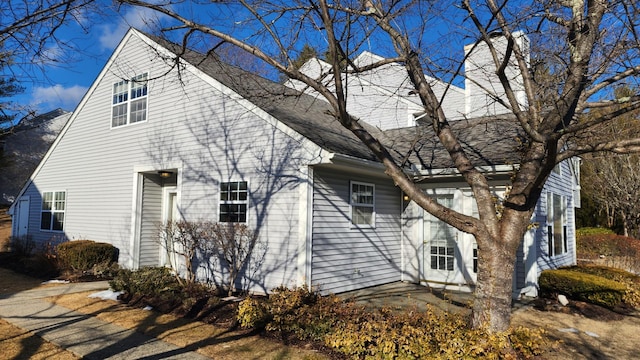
[9,4,168,117]
[7,1,468,119]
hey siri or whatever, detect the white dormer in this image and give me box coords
[464,31,530,118]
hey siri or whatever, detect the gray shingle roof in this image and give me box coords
[143,31,523,170]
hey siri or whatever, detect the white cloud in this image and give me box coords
[31,84,88,111]
[99,6,170,50]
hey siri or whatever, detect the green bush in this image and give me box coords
[238,286,549,359]
[539,269,628,309]
[57,240,119,272]
[562,265,640,308]
[109,266,181,298]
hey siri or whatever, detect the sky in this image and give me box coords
[8,3,168,118]
[5,1,468,121]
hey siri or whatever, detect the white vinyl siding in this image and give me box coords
[311,168,401,294]
[111,73,148,127]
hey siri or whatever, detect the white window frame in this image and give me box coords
[40,191,66,232]
[350,181,375,228]
[546,192,567,257]
[111,72,148,128]
[219,180,248,223]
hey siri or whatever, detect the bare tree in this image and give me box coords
[159,220,217,284]
[115,0,640,332]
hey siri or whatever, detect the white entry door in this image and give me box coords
[16,197,30,237]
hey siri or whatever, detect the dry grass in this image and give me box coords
[0,317,80,360]
[47,291,328,360]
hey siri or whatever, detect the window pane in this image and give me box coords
[112,104,128,127]
[113,80,128,104]
[42,192,53,210]
[52,212,64,231]
[130,73,148,99]
[129,98,147,123]
[55,191,66,210]
[553,194,563,254]
[41,212,52,230]
[352,205,373,225]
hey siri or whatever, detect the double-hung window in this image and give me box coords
[350,181,375,227]
[547,193,567,256]
[40,191,66,231]
[112,73,148,127]
[219,181,248,223]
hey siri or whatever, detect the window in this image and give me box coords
[112,73,148,127]
[40,191,66,231]
[219,181,248,223]
[547,193,567,256]
[350,181,375,226]
[428,194,456,271]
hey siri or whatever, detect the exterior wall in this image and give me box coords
[287,52,466,130]
[14,31,320,294]
[464,32,530,118]
[310,166,402,294]
[534,160,577,274]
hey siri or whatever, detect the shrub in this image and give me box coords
[562,265,640,308]
[238,286,549,359]
[57,240,119,272]
[109,266,181,298]
[576,233,640,258]
[10,235,36,257]
[539,269,628,309]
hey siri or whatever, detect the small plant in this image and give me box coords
[9,235,36,257]
[109,266,181,297]
[56,240,119,273]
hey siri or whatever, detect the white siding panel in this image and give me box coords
[311,167,402,294]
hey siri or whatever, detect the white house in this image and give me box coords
[8,28,578,297]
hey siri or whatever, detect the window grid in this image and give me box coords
[41,191,66,231]
[219,181,248,223]
[350,181,375,226]
[111,73,148,127]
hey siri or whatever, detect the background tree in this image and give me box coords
[580,86,640,238]
[0,49,24,134]
[114,0,640,332]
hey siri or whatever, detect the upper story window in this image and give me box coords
[219,181,248,223]
[112,73,148,127]
[41,191,66,231]
[350,181,375,227]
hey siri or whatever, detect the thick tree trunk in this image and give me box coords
[471,234,517,332]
